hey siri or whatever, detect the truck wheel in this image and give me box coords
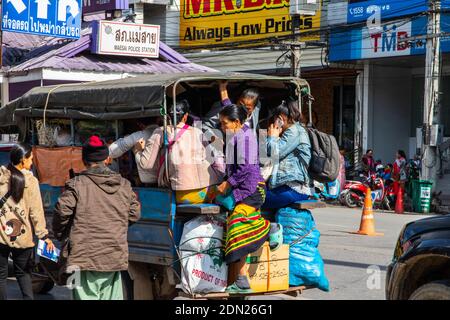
[32,277,55,294]
[409,281,450,300]
[39,280,55,294]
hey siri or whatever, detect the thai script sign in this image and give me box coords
[91,20,160,58]
[1,0,82,39]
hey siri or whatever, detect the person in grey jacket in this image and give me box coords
[203,81,262,133]
[262,101,312,209]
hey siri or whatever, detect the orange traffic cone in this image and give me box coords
[395,187,404,214]
[351,188,383,236]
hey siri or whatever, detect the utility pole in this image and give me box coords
[288,1,320,77]
[421,0,441,181]
[290,15,302,78]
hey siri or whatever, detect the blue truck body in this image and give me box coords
[39,183,188,268]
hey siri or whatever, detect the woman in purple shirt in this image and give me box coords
[215,104,279,294]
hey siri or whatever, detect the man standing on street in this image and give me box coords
[53,135,141,300]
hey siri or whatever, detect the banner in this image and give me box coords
[179,0,322,48]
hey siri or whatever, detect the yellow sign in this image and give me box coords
[179,0,322,48]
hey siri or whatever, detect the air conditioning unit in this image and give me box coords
[290,0,320,16]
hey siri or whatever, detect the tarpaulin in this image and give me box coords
[32,146,86,187]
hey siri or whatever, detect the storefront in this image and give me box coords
[328,0,450,196]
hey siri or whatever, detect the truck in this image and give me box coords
[0,72,316,299]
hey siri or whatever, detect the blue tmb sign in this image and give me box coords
[2,0,82,39]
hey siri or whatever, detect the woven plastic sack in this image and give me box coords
[276,207,329,291]
[179,215,228,294]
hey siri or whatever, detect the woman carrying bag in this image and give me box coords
[0,143,55,300]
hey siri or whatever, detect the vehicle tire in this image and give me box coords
[343,191,359,208]
[338,191,347,206]
[32,276,55,294]
[39,280,55,294]
[409,281,450,300]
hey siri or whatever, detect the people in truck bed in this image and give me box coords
[134,100,224,203]
[215,104,282,294]
[109,117,160,185]
[262,101,312,209]
[203,81,262,133]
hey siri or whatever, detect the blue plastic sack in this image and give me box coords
[276,207,330,291]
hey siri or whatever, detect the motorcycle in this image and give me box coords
[339,172,395,210]
[313,179,341,202]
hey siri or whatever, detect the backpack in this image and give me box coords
[305,128,340,183]
[0,191,27,244]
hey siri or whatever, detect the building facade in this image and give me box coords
[129,0,360,152]
[328,0,450,194]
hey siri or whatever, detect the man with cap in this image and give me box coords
[53,135,141,300]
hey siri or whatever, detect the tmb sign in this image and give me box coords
[1,0,82,39]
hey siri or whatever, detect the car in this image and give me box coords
[386,214,450,300]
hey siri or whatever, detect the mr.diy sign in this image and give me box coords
[91,20,160,58]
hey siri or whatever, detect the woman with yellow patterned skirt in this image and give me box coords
[215,104,281,294]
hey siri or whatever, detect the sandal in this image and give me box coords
[226,282,254,294]
[269,223,284,251]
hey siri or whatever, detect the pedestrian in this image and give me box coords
[361,149,375,176]
[215,104,281,294]
[393,149,408,196]
[0,143,55,300]
[53,135,141,300]
[262,101,312,209]
[338,147,347,193]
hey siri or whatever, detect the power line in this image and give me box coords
[154,2,432,51]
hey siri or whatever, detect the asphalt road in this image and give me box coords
[297,206,432,300]
[5,206,434,300]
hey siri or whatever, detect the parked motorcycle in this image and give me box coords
[313,179,341,202]
[339,172,395,210]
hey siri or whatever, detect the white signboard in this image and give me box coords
[361,20,413,59]
[92,20,160,58]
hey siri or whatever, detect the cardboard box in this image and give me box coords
[228,242,289,293]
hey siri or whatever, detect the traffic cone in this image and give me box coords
[351,188,383,236]
[395,187,404,214]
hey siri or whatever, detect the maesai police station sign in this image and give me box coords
[328,0,450,61]
[91,20,160,58]
[1,0,82,39]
